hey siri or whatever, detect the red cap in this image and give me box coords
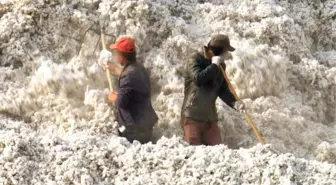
[109,37,136,53]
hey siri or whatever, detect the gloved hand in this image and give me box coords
[118,125,126,133]
[234,101,245,113]
[98,49,113,67]
[211,56,224,66]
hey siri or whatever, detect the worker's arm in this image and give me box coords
[218,75,236,108]
[115,71,135,109]
[187,55,220,86]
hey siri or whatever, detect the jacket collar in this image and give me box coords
[120,60,136,75]
[203,46,211,59]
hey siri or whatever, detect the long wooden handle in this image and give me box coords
[219,65,265,145]
[101,29,114,91]
[243,111,265,144]
[105,70,113,91]
[101,28,107,49]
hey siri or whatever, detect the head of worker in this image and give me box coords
[109,36,136,66]
[204,34,235,59]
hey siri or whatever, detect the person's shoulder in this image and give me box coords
[189,49,204,64]
[192,47,207,58]
[123,62,145,77]
[190,49,201,58]
[120,64,133,77]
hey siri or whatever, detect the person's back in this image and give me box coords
[118,62,157,128]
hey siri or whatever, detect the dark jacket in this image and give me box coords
[181,50,236,123]
[116,61,158,128]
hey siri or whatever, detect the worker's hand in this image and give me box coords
[108,64,122,76]
[108,92,117,103]
[98,49,113,66]
[234,101,245,113]
[211,56,224,66]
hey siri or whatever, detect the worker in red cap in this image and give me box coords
[106,36,158,144]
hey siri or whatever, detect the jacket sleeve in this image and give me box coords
[116,71,135,109]
[187,55,220,86]
[219,77,237,108]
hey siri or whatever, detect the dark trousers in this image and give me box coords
[181,118,221,145]
[119,124,153,144]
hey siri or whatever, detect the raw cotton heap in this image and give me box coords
[0,118,336,185]
[0,0,336,184]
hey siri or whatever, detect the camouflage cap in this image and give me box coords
[208,34,235,52]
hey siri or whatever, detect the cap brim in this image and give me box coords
[228,45,235,52]
[109,44,117,50]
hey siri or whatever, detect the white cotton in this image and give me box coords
[98,49,113,67]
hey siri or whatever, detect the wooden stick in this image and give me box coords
[100,29,114,91]
[219,65,265,145]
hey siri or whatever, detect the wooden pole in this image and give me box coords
[219,65,265,145]
[100,29,114,91]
